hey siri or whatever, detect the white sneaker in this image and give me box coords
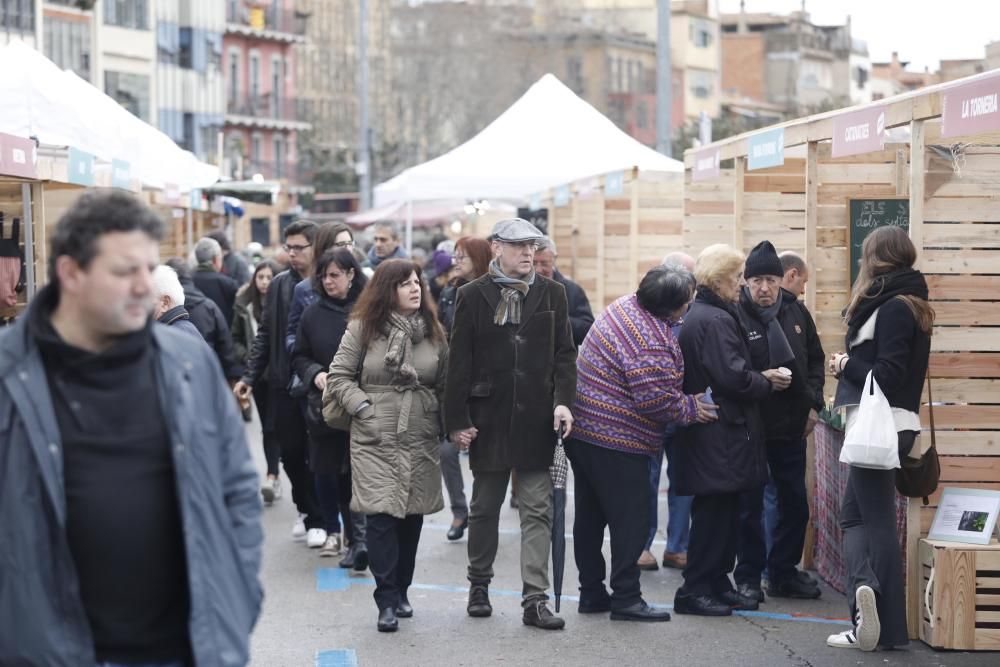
[855,585,880,651]
[306,528,328,548]
[319,534,343,557]
[826,628,859,649]
[271,477,282,500]
[292,514,307,540]
[261,477,280,505]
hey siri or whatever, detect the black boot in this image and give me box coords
[396,593,413,618]
[467,583,492,617]
[718,589,760,611]
[522,598,565,630]
[673,593,732,617]
[377,607,398,632]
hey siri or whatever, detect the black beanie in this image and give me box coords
[744,241,783,279]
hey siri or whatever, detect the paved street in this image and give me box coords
[244,420,992,667]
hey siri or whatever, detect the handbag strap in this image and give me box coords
[926,367,936,449]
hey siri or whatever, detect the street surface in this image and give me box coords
[244,417,992,667]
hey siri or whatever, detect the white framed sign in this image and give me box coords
[928,488,1000,545]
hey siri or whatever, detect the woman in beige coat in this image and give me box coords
[325,258,448,633]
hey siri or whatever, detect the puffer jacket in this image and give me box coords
[324,320,447,519]
[0,293,263,667]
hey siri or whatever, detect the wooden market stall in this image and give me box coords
[683,68,1000,647]
[539,168,684,312]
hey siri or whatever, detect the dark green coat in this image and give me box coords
[444,274,577,472]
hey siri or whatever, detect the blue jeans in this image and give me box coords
[645,425,692,553]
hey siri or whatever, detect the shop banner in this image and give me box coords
[111,160,131,190]
[832,106,885,158]
[942,73,1000,138]
[691,147,720,182]
[0,132,37,179]
[605,171,624,197]
[68,148,95,186]
[747,128,785,170]
[554,184,570,207]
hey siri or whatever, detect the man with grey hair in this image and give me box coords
[367,221,409,268]
[193,236,240,325]
[152,265,202,340]
[533,237,594,346]
[662,251,696,272]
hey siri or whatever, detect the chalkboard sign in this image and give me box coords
[848,198,909,284]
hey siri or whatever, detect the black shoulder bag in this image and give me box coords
[895,368,941,505]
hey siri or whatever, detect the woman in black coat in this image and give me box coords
[291,249,368,561]
[672,244,786,617]
[826,226,932,652]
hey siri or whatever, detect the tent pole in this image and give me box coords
[405,199,413,254]
[22,183,35,297]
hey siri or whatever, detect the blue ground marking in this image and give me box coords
[316,649,358,667]
[315,569,850,627]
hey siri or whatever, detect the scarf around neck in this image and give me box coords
[380,311,427,385]
[740,286,795,368]
[488,260,535,326]
[845,267,928,344]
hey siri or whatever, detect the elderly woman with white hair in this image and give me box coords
[152,264,202,339]
[671,244,788,617]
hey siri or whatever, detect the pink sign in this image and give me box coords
[832,106,886,158]
[942,73,1000,138]
[0,132,37,179]
[692,147,720,182]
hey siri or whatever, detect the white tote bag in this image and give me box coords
[840,371,900,470]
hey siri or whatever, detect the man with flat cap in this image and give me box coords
[445,218,577,630]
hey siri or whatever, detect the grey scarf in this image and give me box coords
[488,260,535,326]
[380,312,426,386]
[742,286,795,368]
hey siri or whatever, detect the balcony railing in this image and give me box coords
[227,94,303,123]
[226,2,307,37]
[241,160,312,184]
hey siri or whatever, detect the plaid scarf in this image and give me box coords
[380,312,426,386]
[488,260,534,326]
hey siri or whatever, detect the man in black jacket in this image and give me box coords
[192,236,240,325]
[235,220,324,540]
[534,238,594,346]
[734,241,825,602]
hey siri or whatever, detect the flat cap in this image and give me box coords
[490,218,545,244]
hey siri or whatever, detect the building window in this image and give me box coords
[271,54,283,115]
[273,135,285,178]
[181,113,195,151]
[105,71,150,121]
[228,52,240,102]
[179,27,193,69]
[44,17,91,81]
[636,100,648,129]
[689,70,714,99]
[856,66,869,90]
[691,20,713,48]
[104,0,149,30]
[249,52,261,100]
[251,134,262,167]
[1,0,35,32]
[566,56,583,94]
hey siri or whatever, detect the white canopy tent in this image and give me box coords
[0,40,218,191]
[373,74,682,249]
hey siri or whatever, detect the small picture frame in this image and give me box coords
[928,488,1000,545]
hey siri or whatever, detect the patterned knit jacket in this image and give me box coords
[572,293,697,457]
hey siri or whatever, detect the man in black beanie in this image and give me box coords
[734,241,825,602]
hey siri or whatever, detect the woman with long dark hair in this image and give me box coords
[291,249,368,562]
[436,236,492,540]
[826,226,933,652]
[325,259,448,632]
[232,259,281,503]
[286,222,355,353]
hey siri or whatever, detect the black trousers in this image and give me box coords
[735,438,810,586]
[252,379,280,476]
[367,513,423,611]
[566,439,649,609]
[680,492,740,597]
[272,388,322,529]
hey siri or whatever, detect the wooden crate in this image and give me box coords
[919,538,1000,650]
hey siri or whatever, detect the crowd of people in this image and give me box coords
[0,189,933,664]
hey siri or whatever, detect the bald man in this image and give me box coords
[779,252,809,299]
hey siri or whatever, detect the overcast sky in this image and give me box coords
[717,0,1000,73]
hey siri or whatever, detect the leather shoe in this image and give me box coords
[577,593,612,614]
[794,569,819,586]
[673,593,732,617]
[610,600,671,622]
[718,589,760,611]
[637,550,659,571]
[768,577,821,600]
[661,551,687,569]
[447,517,468,541]
[737,582,765,602]
[339,542,369,571]
[377,607,398,632]
[522,599,565,630]
[467,584,492,617]
[396,595,413,618]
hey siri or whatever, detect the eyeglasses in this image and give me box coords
[453,254,468,262]
[283,243,312,253]
[333,240,354,248]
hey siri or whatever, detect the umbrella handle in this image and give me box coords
[558,420,566,444]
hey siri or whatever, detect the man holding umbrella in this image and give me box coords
[445,218,577,631]
[567,264,717,621]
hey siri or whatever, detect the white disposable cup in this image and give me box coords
[777,366,792,378]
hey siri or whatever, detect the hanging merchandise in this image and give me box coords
[0,214,24,308]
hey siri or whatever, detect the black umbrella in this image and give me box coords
[549,423,568,613]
